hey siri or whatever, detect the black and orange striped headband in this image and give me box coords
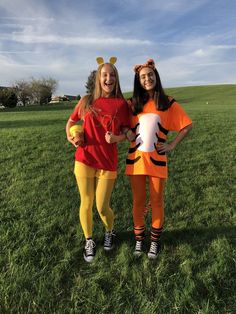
[134,58,156,73]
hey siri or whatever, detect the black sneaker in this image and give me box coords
[134,240,144,256]
[83,239,96,263]
[104,230,116,251]
[147,241,161,259]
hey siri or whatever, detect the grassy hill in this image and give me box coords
[125,83,236,103]
[0,85,235,313]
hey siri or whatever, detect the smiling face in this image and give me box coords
[100,63,116,97]
[139,67,157,93]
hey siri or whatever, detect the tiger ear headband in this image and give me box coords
[134,58,156,73]
[96,56,117,65]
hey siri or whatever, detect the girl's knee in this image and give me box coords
[152,200,164,209]
[150,193,164,207]
[80,200,93,212]
[133,198,145,209]
[97,205,109,216]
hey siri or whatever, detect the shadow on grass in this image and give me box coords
[0,119,65,129]
[111,225,236,253]
[163,225,235,249]
[0,102,75,113]
[58,225,236,283]
[73,224,235,259]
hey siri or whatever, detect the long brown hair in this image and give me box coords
[78,63,124,119]
[132,68,171,115]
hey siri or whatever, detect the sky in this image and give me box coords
[0,0,236,96]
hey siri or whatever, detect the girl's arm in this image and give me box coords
[105,128,135,144]
[157,123,193,153]
[105,131,126,144]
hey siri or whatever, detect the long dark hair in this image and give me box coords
[132,68,171,115]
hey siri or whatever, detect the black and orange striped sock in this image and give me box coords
[151,226,163,242]
[134,226,145,241]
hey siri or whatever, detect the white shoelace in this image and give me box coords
[135,241,143,251]
[149,241,158,254]
[85,239,95,255]
[104,230,115,246]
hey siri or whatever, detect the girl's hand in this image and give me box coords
[67,134,79,148]
[157,124,193,153]
[157,142,175,153]
[126,129,136,141]
[105,131,117,144]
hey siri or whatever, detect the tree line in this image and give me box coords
[0,77,58,108]
[0,70,97,108]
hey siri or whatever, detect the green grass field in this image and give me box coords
[0,85,235,313]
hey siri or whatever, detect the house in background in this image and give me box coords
[0,85,10,91]
[49,94,78,104]
[63,95,77,101]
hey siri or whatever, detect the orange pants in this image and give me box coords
[130,175,165,241]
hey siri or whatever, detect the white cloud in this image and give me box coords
[0,0,235,95]
[193,49,209,57]
[9,33,152,46]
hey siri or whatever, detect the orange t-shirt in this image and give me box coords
[125,99,192,178]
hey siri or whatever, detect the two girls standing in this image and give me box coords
[66,57,192,262]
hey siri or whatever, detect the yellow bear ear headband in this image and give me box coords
[96,56,117,65]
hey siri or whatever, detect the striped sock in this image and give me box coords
[151,226,163,242]
[134,226,145,241]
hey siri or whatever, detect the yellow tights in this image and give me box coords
[75,176,115,238]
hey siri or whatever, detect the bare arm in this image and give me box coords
[157,123,193,153]
[105,131,126,144]
[105,128,135,144]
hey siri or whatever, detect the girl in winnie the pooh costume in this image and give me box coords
[66,57,133,263]
[126,59,193,259]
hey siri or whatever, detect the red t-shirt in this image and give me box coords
[70,97,130,171]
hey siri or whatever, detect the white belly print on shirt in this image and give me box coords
[136,113,161,152]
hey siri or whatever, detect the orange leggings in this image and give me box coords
[130,175,165,241]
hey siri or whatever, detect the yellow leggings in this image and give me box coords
[74,161,116,239]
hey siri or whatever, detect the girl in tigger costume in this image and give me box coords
[126,59,193,259]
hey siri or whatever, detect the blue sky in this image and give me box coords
[0,0,236,96]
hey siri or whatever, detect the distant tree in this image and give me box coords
[76,95,81,101]
[14,80,31,106]
[0,87,17,108]
[85,70,96,94]
[30,77,58,105]
[12,77,58,105]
